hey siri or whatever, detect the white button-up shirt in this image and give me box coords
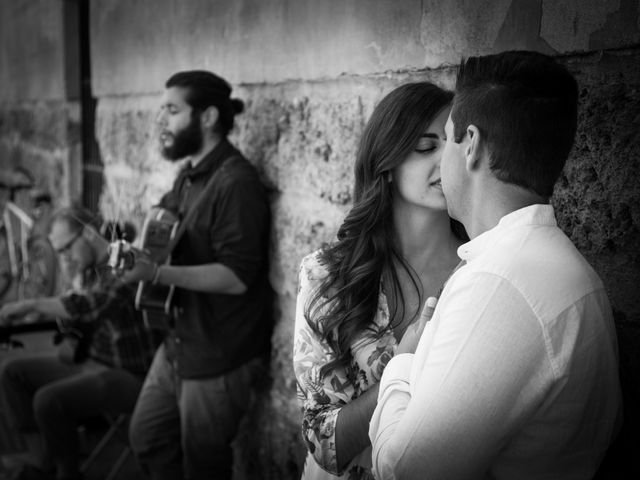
[369,204,622,480]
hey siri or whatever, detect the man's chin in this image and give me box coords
[444,203,460,221]
[160,146,185,162]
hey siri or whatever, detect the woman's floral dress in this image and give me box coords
[293,251,398,480]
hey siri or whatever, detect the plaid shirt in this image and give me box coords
[60,264,164,375]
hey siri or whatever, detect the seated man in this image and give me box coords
[0,205,164,480]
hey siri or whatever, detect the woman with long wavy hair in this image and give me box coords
[293,82,467,480]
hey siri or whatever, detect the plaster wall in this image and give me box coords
[0,0,81,209]
[0,0,66,101]
[91,0,640,92]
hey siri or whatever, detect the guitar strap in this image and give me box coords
[156,155,239,263]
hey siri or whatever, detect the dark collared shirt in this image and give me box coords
[159,138,272,378]
[60,266,164,375]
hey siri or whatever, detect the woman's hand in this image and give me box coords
[396,297,438,354]
[0,299,35,326]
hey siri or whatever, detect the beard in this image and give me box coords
[160,114,203,161]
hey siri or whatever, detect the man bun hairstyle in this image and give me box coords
[231,98,245,115]
[451,50,578,198]
[166,70,244,136]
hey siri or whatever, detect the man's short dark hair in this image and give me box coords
[451,51,578,198]
[166,70,244,136]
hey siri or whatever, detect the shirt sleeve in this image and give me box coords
[209,175,270,288]
[293,254,353,476]
[369,272,554,480]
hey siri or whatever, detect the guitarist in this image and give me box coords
[0,205,163,480]
[122,70,273,480]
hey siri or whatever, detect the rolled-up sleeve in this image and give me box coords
[209,177,269,288]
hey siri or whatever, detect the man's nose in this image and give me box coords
[155,109,167,127]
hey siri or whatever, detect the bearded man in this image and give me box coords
[124,71,273,480]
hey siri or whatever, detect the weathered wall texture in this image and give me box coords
[91,1,640,477]
[90,0,640,89]
[1,0,639,478]
[0,0,81,210]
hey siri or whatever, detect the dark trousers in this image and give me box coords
[0,352,144,471]
[129,343,258,480]
[0,332,57,453]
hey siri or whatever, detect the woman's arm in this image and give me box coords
[334,297,438,469]
[294,254,352,475]
[335,383,380,470]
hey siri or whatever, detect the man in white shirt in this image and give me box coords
[369,51,622,480]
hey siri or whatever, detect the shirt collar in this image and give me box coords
[181,138,236,180]
[457,204,557,261]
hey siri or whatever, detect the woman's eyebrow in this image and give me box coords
[420,133,440,139]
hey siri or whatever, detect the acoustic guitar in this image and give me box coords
[108,156,236,329]
[108,207,179,330]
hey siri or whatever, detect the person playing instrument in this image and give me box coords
[293,82,467,480]
[0,205,163,480]
[121,70,273,480]
[368,51,622,479]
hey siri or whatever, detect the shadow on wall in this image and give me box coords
[597,316,640,478]
[555,51,640,479]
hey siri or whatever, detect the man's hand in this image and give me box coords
[118,248,158,285]
[0,299,35,327]
[396,297,438,354]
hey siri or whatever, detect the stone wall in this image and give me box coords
[1,0,639,478]
[0,0,82,306]
[0,0,82,213]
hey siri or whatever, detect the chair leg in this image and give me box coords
[80,414,131,478]
[105,446,131,480]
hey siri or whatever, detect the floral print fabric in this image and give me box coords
[293,251,397,479]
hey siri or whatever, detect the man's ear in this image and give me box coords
[201,105,219,130]
[464,125,483,172]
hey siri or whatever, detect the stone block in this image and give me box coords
[554,51,640,319]
[96,96,180,229]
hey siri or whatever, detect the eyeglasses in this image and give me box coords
[53,229,83,255]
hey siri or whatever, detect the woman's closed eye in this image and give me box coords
[414,142,438,153]
[414,133,441,153]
